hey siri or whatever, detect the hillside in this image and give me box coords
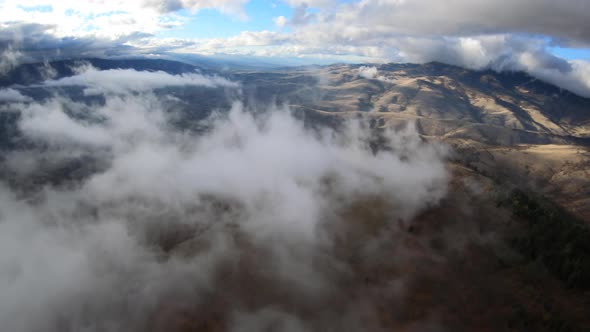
[235,62,590,143]
[232,62,590,220]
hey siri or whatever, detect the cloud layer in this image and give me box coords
[41,65,238,95]
[0,68,449,331]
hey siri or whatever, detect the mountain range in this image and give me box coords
[1,57,589,331]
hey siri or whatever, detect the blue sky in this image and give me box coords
[152,1,590,62]
[156,0,293,39]
[549,47,590,61]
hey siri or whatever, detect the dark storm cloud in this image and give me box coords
[301,0,590,47]
[0,23,147,67]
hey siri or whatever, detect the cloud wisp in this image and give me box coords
[41,65,239,95]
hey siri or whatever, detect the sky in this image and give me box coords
[1,0,590,95]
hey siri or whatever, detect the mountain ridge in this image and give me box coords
[1,58,589,219]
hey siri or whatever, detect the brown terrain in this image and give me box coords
[128,62,590,331]
[236,62,590,221]
[146,163,590,332]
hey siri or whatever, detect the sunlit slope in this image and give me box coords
[237,62,590,145]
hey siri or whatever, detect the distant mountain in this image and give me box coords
[0,58,204,87]
[232,62,590,145]
[2,58,589,218]
[3,58,590,145]
[168,53,313,70]
[229,62,590,219]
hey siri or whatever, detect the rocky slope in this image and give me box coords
[236,62,590,143]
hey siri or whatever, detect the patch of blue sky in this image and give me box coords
[17,4,52,12]
[548,47,590,61]
[156,0,292,39]
[56,7,127,20]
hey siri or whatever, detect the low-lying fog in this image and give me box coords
[0,66,448,331]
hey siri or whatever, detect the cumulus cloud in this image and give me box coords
[357,65,378,79]
[0,68,449,331]
[291,0,590,46]
[273,15,288,28]
[41,66,239,95]
[515,55,590,98]
[289,3,316,26]
[357,66,401,85]
[0,0,251,66]
[0,0,248,40]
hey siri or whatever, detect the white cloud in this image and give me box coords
[41,66,239,95]
[1,69,450,330]
[0,88,30,102]
[273,15,287,28]
[0,45,22,74]
[518,56,590,98]
[294,0,590,46]
[0,0,248,41]
[357,65,377,79]
[19,99,114,146]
